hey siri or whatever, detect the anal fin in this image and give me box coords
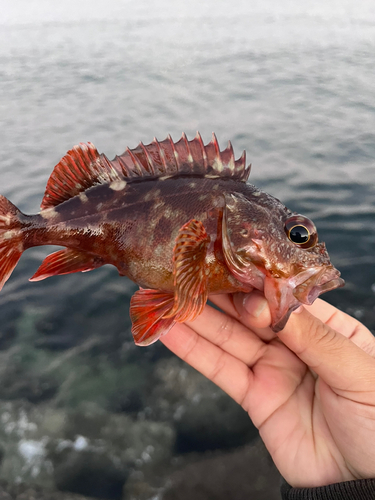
[30,249,104,282]
[130,288,176,346]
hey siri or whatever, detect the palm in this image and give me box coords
[246,337,344,485]
[161,295,375,487]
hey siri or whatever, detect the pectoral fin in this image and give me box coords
[30,249,104,281]
[129,219,210,346]
[130,288,176,346]
[165,218,210,322]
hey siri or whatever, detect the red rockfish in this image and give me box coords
[0,133,344,345]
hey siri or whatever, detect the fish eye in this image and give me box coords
[285,215,318,249]
[289,225,310,244]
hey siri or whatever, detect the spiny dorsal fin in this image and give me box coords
[110,132,250,182]
[41,134,250,210]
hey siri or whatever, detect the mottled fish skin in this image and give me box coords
[24,176,256,293]
[0,133,344,345]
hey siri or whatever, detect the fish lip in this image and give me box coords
[265,265,345,333]
[293,266,345,305]
[271,303,300,333]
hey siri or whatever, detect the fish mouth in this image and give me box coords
[265,265,345,333]
[292,266,345,305]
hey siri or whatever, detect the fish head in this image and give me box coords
[222,191,344,332]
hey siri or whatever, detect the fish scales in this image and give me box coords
[0,133,344,346]
[25,176,254,292]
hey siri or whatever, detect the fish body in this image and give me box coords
[0,133,344,345]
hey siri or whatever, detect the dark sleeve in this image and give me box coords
[280,479,375,500]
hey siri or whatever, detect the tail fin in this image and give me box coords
[0,195,23,291]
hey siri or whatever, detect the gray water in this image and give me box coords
[0,0,375,497]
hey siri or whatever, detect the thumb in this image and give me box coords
[277,307,375,394]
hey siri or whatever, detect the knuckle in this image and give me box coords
[208,351,226,383]
[182,333,200,362]
[309,320,343,352]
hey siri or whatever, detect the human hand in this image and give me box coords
[160,293,375,488]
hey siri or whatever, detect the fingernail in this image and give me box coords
[243,294,267,318]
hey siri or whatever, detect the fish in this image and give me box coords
[0,133,344,345]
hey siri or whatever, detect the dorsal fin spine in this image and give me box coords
[196,132,208,169]
[114,154,133,178]
[221,140,236,173]
[125,147,144,176]
[212,133,220,154]
[238,150,250,181]
[182,133,194,169]
[168,134,181,169]
[140,141,156,174]
[227,141,235,167]
[211,133,224,173]
[153,138,168,170]
[99,153,122,181]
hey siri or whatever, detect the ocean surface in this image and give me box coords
[0,0,374,497]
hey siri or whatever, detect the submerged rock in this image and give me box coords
[151,357,258,453]
[163,439,281,500]
[0,400,176,499]
[0,480,95,499]
[174,394,258,453]
[0,368,58,404]
[54,450,127,500]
